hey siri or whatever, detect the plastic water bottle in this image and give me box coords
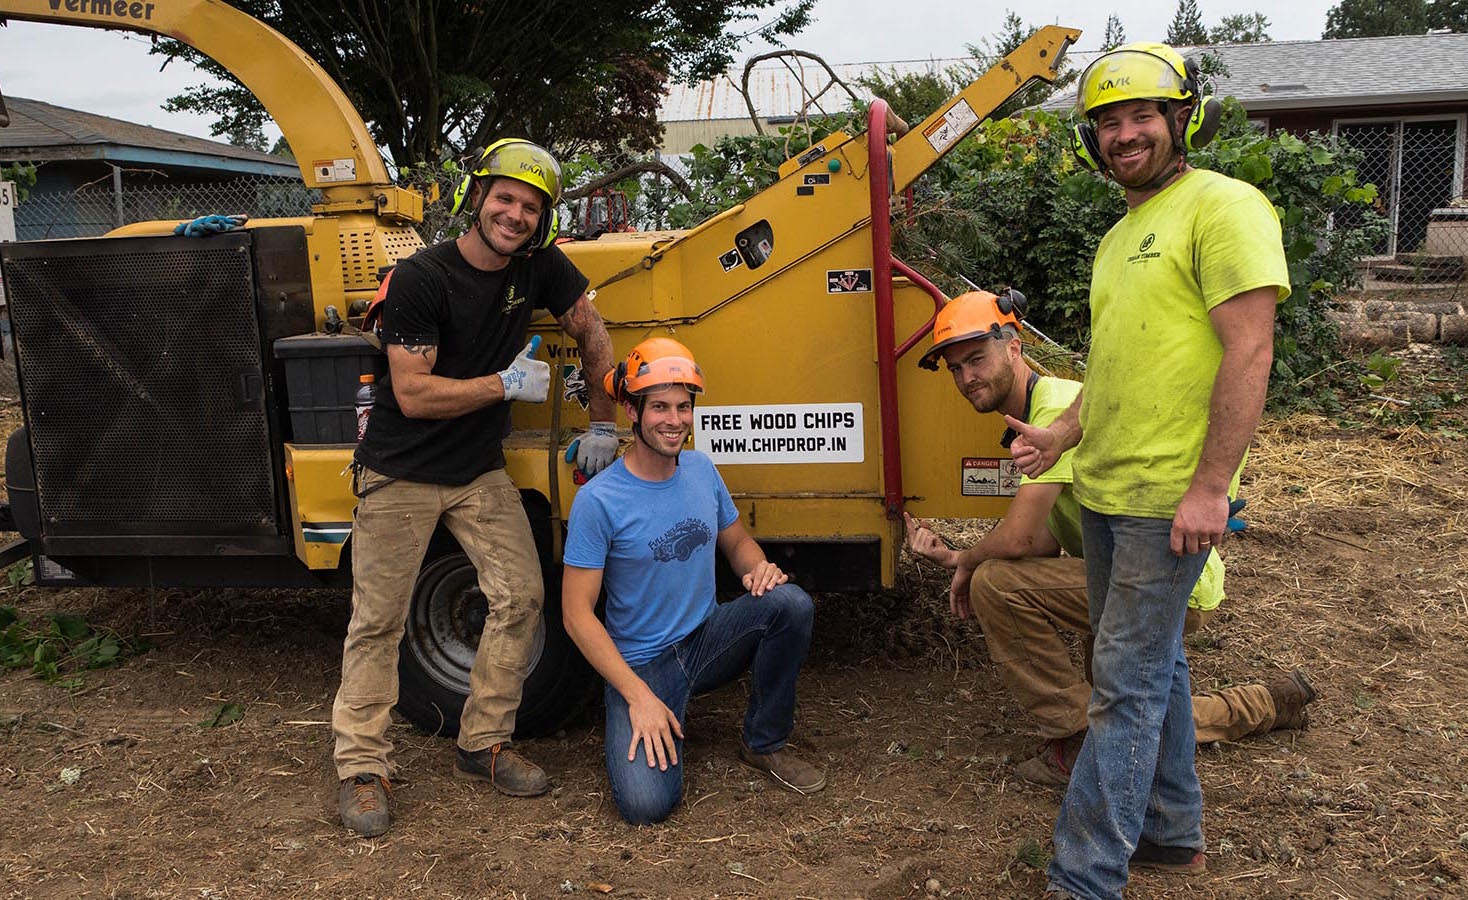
[355,373,377,441]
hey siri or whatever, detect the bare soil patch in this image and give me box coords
[1,350,1466,899]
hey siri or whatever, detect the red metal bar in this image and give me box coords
[869,100,903,519]
[891,257,947,359]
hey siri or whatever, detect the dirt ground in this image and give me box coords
[2,348,1467,900]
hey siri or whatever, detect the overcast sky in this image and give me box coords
[1,0,1339,145]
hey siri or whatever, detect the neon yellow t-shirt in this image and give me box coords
[1073,169,1290,519]
[1022,375,1223,611]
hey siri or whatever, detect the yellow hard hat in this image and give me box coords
[450,138,563,214]
[1075,42,1195,119]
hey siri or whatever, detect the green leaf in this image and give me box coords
[1234,154,1273,184]
[0,607,16,630]
[200,703,245,728]
[49,614,89,642]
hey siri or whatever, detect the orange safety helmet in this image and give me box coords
[604,337,706,402]
[918,289,1026,370]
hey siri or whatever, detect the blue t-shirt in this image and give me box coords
[564,452,739,666]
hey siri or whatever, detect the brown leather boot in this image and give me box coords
[1267,669,1317,731]
[454,743,550,797]
[1015,731,1085,786]
[338,773,391,837]
[738,742,826,794]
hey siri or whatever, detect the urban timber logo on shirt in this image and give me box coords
[1128,232,1162,264]
[649,518,713,563]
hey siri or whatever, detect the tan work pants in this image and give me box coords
[332,467,544,781]
[968,556,1276,743]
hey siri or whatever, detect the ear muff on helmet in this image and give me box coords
[1075,43,1221,167]
[1072,122,1103,173]
[451,138,563,254]
[919,289,1025,371]
[604,338,705,403]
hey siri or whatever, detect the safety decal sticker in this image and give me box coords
[923,98,979,154]
[827,269,872,293]
[719,249,743,272]
[312,158,358,183]
[962,457,1021,497]
[696,403,864,465]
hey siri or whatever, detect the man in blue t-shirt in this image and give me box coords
[563,338,825,824]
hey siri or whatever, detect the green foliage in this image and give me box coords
[1167,0,1211,45]
[1359,351,1402,390]
[1188,101,1388,402]
[149,0,816,167]
[0,606,146,689]
[662,88,1382,412]
[1323,0,1428,37]
[0,161,38,203]
[1102,14,1127,51]
[200,702,246,728]
[1211,13,1272,43]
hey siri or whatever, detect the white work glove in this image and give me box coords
[572,421,620,476]
[497,336,550,403]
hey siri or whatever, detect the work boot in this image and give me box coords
[453,743,550,797]
[1015,731,1085,787]
[738,742,826,794]
[338,773,391,837]
[1267,669,1317,731]
[1130,839,1207,875]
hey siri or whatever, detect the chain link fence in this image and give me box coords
[1337,118,1468,287]
[12,173,319,241]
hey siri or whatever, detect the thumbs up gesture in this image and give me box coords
[1003,414,1065,479]
[497,335,550,403]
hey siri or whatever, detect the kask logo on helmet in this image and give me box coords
[1098,76,1132,92]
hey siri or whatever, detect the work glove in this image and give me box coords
[566,421,620,477]
[173,214,247,237]
[497,335,549,403]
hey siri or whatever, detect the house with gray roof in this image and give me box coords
[1,96,303,240]
[1047,32,1468,258]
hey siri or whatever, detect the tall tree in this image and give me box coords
[1166,0,1210,45]
[151,0,815,168]
[1210,12,1272,43]
[1428,0,1468,30]
[1102,14,1127,51]
[1323,0,1428,37]
[961,10,1073,118]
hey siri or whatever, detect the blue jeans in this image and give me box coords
[602,584,814,824]
[1048,510,1210,900]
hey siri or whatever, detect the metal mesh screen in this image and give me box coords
[2,234,278,538]
[12,175,317,241]
[1338,119,1467,285]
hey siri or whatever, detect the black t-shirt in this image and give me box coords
[355,239,588,485]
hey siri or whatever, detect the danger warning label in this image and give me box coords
[695,403,864,465]
[962,457,1021,497]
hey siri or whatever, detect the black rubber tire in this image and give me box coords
[395,551,600,740]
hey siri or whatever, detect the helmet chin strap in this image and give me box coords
[631,394,690,463]
[1114,104,1189,193]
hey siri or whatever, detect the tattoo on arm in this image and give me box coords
[401,343,437,358]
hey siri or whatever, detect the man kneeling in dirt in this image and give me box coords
[562,339,826,824]
[905,290,1316,785]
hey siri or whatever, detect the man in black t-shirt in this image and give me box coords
[334,139,616,838]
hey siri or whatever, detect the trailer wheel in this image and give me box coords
[395,551,598,739]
